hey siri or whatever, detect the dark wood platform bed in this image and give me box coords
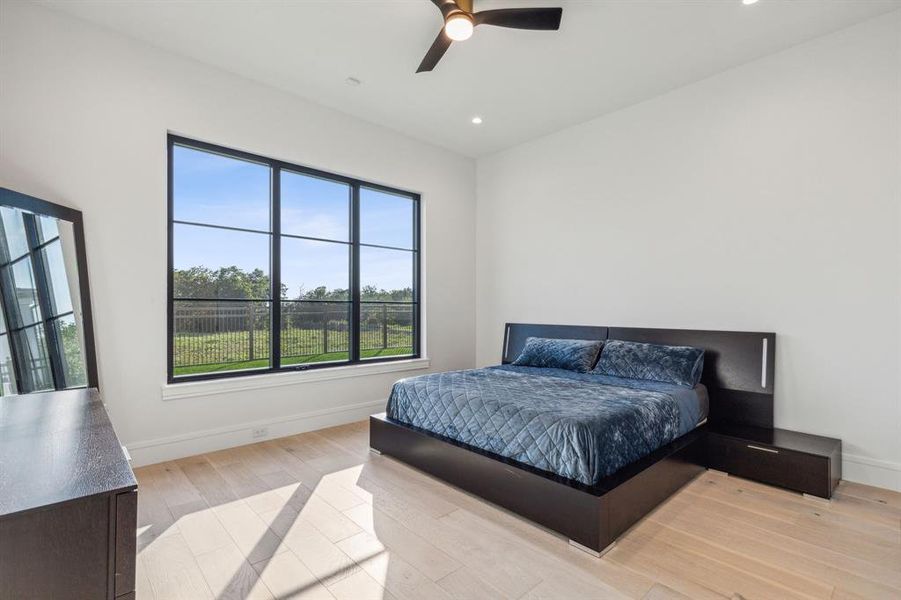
[370,323,775,556]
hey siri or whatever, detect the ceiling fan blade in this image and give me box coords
[473,7,562,30]
[431,0,462,18]
[417,29,453,73]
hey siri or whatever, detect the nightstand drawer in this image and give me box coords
[707,433,832,498]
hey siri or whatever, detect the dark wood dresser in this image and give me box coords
[707,423,842,499]
[0,389,138,599]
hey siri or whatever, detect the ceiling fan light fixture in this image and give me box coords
[445,13,474,41]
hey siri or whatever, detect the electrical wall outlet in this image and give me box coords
[251,427,269,440]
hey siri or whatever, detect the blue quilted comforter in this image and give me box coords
[385,365,705,486]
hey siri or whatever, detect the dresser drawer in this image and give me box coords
[707,433,832,498]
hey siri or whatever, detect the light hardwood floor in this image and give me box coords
[134,421,901,600]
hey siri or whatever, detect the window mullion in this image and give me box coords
[0,263,23,393]
[23,214,65,389]
[272,165,282,370]
[351,184,361,363]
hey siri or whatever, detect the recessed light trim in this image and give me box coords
[742,0,759,5]
[471,116,483,125]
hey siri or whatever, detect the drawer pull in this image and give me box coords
[761,337,768,388]
[747,444,779,454]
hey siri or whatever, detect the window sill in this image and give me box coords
[161,357,431,401]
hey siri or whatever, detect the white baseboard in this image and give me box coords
[126,398,385,467]
[842,453,901,492]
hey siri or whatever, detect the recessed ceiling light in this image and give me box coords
[742,0,759,5]
[471,116,483,125]
[345,77,362,86]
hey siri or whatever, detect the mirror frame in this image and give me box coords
[0,187,99,389]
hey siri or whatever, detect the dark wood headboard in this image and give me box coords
[501,323,775,428]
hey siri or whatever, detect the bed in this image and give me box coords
[386,365,709,486]
[370,323,775,555]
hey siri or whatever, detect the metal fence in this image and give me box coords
[281,302,349,358]
[173,300,413,369]
[360,303,413,354]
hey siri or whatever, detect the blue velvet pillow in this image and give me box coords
[592,340,704,387]
[512,337,603,373]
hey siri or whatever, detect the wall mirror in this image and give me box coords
[0,188,98,395]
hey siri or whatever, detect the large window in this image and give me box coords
[168,136,420,382]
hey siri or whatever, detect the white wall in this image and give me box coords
[477,12,901,490]
[0,2,476,465]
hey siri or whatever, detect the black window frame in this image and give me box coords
[167,134,421,384]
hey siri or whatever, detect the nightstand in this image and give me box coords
[706,424,841,499]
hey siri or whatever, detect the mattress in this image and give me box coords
[385,365,708,486]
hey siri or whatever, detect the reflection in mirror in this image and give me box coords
[0,205,88,394]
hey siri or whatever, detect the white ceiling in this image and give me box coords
[40,0,901,157]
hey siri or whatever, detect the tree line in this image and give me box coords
[174,266,412,302]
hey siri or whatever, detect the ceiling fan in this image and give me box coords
[417,0,563,73]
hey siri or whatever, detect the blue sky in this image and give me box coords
[173,145,414,297]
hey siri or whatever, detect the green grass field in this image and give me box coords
[173,327,413,377]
